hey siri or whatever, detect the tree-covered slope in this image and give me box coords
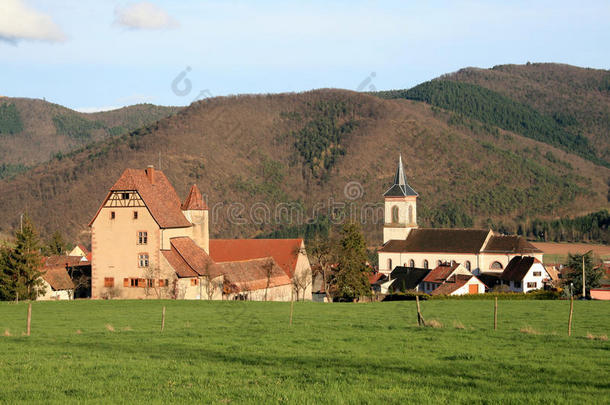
[0,98,182,170]
[376,80,606,167]
[0,90,607,244]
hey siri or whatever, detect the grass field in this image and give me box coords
[1,300,609,404]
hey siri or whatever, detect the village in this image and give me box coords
[3,156,607,303]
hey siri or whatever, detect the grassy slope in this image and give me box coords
[0,90,608,244]
[0,300,608,404]
[0,98,181,166]
[444,63,610,162]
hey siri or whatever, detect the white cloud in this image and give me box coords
[75,106,122,113]
[0,0,66,43]
[114,2,178,30]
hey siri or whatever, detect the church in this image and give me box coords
[378,156,543,276]
[89,166,312,301]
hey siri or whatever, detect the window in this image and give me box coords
[388,259,392,270]
[146,279,155,288]
[514,281,521,288]
[490,261,503,270]
[409,259,415,268]
[122,193,130,200]
[423,260,429,269]
[130,278,139,287]
[465,261,471,271]
[190,278,199,286]
[391,206,399,223]
[138,253,149,268]
[138,231,148,245]
[533,271,541,277]
[527,282,537,289]
[110,211,116,220]
[104,277,114,288]
[133,211,138,219]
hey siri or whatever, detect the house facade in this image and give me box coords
[378,156,543,276]
[90,166,312,300]
[499,256,551,293]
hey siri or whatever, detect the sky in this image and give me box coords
[0,0,608,112]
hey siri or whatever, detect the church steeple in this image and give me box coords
[383,154,418,244]
[383,154,418,197]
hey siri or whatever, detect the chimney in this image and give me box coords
[146,165,155,185]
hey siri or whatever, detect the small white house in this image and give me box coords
[429,274,486,296]
[500,256,551,293]
[39,266,74,300]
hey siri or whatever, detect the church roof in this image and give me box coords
[181,184,207,210]
[483,235,542,254]
[89,167,192,229]
[383,154,418,197]
[379,229,491,254]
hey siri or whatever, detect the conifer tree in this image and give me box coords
[335,222,370,300]
[0,215,45,300]
[565,252,604,297]
[46,230,68,256]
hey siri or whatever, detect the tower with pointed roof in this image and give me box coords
[383,154,418,243]
[181,184,209,254]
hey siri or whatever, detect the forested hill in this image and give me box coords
[0,97,181,173]
[376,63,610,167]
[0,88,607,245]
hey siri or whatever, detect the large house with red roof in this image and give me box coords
[378,156,543,279]
[89,166,311,300]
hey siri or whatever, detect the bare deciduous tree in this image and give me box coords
[308,234,338,302]
[262,259,275,301]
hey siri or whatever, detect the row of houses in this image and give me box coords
[372,255,554,296]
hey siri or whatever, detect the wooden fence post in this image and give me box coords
[415,296,425,327]
[26,303,32,336]
[161,306,166,332]
[494,297,498,330]
[568,296,574,336]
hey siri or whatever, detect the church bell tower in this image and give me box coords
[383,154,418,244]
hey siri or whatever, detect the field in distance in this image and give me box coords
[534,242,610,263]
[0,300,608,403]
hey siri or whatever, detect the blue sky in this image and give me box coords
[1,0,608,111]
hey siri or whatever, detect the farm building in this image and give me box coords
[39,266,74,300]
[498,256,552,293]
[378,156,543,277]
[89,166,311,301]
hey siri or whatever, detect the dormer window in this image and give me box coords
[122,193,130,200]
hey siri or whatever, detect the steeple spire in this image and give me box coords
[384,154,418,197]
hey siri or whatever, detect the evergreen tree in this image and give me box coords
[0,215,46,300]
[334,222,370,300]
[45,230,68,256]
[564,252,604,297]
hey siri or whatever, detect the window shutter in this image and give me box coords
[123,278,129,287]
[139,278,146,288]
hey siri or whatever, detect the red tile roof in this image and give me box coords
[209,239,303,278]
[42,266,74,291]
[430,274,473,296]
[44,255,90,267]
[368,272,387,285]
[163,237,217,278]
[89,168,191,229]
[181,184,207,210]
[422,263,459,283]
[216,257,291,292]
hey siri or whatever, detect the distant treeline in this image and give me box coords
[0,103,24,134]
[516,210,610,244]
[375,81,607,168]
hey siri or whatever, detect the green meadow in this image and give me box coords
[0,300,608,404]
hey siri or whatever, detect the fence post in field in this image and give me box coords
[26,303,32,336]
[289,288,294,326]
[568,296,574,336]
[494,297,498,330]
[415,295,425,327]
[161,306,166,332]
